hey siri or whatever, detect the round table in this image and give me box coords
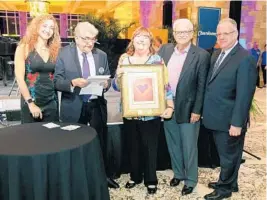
[0,122,110,200]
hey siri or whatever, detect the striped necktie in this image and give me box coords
[210,51,225,80]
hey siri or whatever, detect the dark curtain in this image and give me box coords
[229,0,242,39]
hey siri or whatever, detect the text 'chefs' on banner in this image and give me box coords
[197,7,221,50]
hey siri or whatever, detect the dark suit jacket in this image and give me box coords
[202,44,257,132]
[54,43,110,123]
[159,43,210,123]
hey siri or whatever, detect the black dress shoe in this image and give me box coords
[181,185,194,196]
[125,181,137,189]
[147,185,157,194]
[208,182,239,192]
[110,173,121,180]
[240,159,246,164]
[170,178,181,187]
[107,177,119,189]
[204,190,232,200]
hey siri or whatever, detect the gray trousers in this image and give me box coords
[164,115,200,187]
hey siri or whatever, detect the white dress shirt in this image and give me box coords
[73,48,98,99]
[219,41,238,64]
[76,47,96,76]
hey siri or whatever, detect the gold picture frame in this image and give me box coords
[120,64,166,118]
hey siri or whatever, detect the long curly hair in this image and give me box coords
[126,27,155,56]
[20,14,61,63]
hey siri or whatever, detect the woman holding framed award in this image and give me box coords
[112,27,174,194]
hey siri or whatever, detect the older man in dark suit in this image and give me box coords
[159,19,210,196]
[203,18,257,200]
[54,22,119,189]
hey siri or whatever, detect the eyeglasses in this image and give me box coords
[216,31,236,37]
[173,30,193,36]
[135,35,150,41]
[78,36,97,43]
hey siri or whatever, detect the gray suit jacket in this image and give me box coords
[159,43,210,123]
[54,43,110,122]
[202,44,257,132]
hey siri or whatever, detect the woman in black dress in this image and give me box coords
[14,15,61,123]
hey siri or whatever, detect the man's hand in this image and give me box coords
[100,80,109,89]
[229,125,242,137]
[160,107,174,119]
[265,65,267,70]
[190,113,200,123]
[71,78,89,88]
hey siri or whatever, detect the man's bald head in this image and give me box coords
[172,18,194,46]
[173,19,193,31]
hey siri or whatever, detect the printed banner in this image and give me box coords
[197,7,221,50]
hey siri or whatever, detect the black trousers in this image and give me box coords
[123,118,161,186]
[257,66,267,86]
[211,129,245,195]
[261,65,266,85]
[78,100,110,176]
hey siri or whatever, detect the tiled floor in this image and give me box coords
[0,81,266,200]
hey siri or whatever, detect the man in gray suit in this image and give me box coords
[159,19,210,196]
[54,22,119,189]
[203,18,257,200]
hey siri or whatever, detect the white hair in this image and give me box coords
[218,18,238,32]
[173,18,194,30]
[74,22,99,37]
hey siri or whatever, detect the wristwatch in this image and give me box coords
[26,98,34,104]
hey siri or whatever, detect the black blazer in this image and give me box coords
[202,44,257,132]
[159,43,210,123]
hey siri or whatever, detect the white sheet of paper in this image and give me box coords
[80,83,103,96]
[61,125,81,131]
[79,75,110,96]
[88,75,110,84]
[42,122,60,129]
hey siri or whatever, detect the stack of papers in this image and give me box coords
[80,75,110,96]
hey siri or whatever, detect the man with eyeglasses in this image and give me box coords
[202,18,257,200]
[159,18,210,196]
[54,22,119,189]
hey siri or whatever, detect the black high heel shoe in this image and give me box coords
[125,181,137,189]
[147,185,157,194]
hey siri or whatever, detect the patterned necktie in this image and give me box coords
[82,52,90,102]
[210,51,225,80]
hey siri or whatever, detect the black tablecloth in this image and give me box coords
[0,122,110,200]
